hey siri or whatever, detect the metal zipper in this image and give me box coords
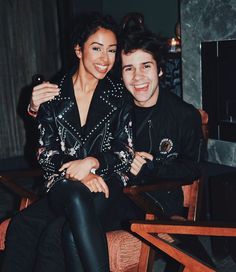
[148,120,153,153]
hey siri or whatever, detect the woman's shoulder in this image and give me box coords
[105,74,129,98]
[105,74,124,90]
[105,75,132,108]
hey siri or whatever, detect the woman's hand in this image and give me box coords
[81,173,109,198]
[59,157,99,181]
[130,151,153,176]
[29,82,60,112]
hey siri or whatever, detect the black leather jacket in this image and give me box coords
[37,70,134,191]
[133,87,203,183]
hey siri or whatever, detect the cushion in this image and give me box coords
[106,230,141,272]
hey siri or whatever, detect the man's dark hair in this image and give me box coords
[118,14,167,73]
[71,12,118,49]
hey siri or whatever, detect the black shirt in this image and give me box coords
[134,104,156,153]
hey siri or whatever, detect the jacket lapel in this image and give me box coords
[54,72,83,140]
[54,74,117,143]
[83,77,117,143]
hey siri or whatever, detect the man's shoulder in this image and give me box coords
[163,90,199,115]
[159,89,201,126]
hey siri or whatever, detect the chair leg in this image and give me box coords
[137,242,150,272]
[137,214,155,272]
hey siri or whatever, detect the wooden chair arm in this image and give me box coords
[0,168,42,179]
[124,179,194,195]
[131,220,236,237]
[123,179,195,216]
[0,170,42,201]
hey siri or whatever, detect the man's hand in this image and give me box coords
[29,82,60,112]
[130,151,153,176]
[81,173,109,198]
[59,157,99,181]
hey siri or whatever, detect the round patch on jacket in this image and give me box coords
[159,138,173,154]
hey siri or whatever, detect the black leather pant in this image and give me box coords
[48,178,113,272]
[2,178,143,272]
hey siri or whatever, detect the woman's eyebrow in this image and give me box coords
[90,42,117,47]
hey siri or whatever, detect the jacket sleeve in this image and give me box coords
[137,108,204,182]
[37,102,74,189]
[93,101,135,184]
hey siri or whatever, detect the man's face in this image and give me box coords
[121,49,160,107]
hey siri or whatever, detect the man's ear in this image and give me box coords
[74,44,82,58]
[158,68,163,77]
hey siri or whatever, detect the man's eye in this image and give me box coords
[124,67,132,72]
[144,64,151,69]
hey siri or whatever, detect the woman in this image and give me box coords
[3,13,135,272]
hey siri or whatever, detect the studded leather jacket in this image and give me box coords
[37,70,134,191]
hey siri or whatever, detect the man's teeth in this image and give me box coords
[134,83,148,89]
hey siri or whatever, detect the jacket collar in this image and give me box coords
[54,71,118,143]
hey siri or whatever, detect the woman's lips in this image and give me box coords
[95,64,109,73]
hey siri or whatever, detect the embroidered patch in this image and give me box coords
[159,138,173,154]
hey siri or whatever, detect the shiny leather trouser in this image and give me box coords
[48,178,123,272]
[2,178,142,272]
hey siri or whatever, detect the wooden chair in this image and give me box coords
[0,170,201,271]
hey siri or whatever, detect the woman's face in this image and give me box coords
[76,27,117,80]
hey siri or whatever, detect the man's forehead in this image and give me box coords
[121,49,154,63]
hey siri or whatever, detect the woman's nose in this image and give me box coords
[101,51,109,62]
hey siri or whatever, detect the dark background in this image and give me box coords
[0,0,179,162]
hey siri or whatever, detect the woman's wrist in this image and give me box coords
[27,104,38,118]
[86,157,100,170]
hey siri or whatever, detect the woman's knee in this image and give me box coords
[49,179,91,210]
[63,181,93,212]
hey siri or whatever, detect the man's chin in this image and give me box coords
[134,99,148,107]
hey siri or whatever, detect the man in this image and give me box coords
[119,26,212,271]
[120,27,202,217]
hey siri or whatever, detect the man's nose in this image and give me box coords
[133,69,143,80]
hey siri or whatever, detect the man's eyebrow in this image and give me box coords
[122,61,154,70]
[142,61,153,65]
[122,64,132,70]
[90,42,117,47]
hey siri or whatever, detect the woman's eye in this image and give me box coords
[109,49,116,53]
[92,47,101,51]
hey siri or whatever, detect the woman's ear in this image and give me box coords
[74,44,82,58]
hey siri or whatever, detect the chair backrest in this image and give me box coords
[182,109,209,221]
[182,179,200,221]
[199,109,209,140]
